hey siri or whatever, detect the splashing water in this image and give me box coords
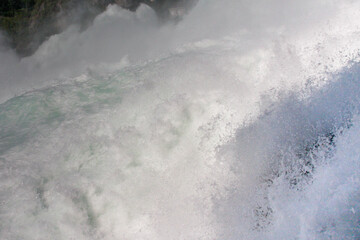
[1,0,360,239]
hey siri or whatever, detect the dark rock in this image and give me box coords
[0,0,197,57]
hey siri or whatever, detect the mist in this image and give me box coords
[1,0,360,239]
[0,0,357,103]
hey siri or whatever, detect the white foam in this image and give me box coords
[1,0,360,239]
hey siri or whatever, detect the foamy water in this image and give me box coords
[0,0,360,239]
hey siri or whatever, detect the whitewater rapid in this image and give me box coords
[1,0,360,239]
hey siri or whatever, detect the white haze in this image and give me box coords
[0,0,360,239]
[1,0,358,103]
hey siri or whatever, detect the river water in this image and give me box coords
[0,1,360,239]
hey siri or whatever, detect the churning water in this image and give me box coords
[1,0,360,239]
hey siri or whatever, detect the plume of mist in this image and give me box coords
[1,1,360,239]
[0,0,355,103]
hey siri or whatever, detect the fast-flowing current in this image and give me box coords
[1,0,360,239]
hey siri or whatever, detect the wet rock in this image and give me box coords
[0,0,196,56]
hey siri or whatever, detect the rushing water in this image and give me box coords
[1,1,360,239]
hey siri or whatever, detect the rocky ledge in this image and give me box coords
[0,0,196,56]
